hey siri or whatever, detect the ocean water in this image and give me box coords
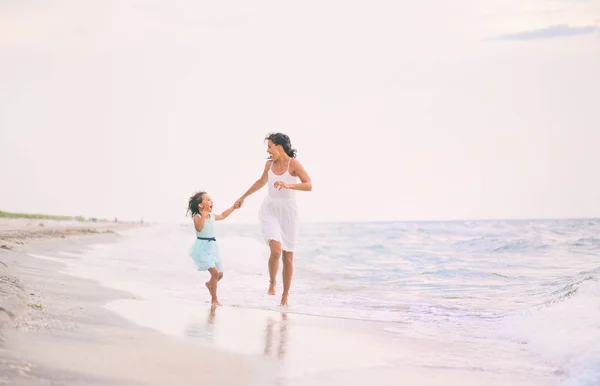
[34,218,600,385]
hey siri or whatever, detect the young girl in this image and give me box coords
[187,191,236,306]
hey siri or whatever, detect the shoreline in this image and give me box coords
[0,219,276,386]
[0,218,562,386]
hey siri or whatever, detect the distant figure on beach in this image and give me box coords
[235,133,312,306]
[187,191,237,306]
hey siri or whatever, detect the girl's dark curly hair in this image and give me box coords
[265,132,297,158]
[187,191,207,217]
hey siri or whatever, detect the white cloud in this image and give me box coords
[488,24,598,40]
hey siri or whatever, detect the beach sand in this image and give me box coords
[0,218,558,385]
[0,219,276,386]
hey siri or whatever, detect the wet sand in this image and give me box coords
[0,219,275,386]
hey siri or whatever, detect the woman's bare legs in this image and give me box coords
[267,241,294,305]
[268,240,282,295]
[281,251,294,306]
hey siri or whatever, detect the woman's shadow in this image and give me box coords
[264,312,289,360]
[184,307,290,361]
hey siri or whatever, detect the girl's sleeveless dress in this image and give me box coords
[189,213,223,271]
[258,159,300,252]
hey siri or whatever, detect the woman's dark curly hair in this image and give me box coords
[265,132,297,158]
[187,191,207,217]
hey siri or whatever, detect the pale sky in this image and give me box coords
[1,0,599,223]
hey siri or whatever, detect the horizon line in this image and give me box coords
[155,216,600,226]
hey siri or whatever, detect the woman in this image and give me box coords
[234,133,312,306]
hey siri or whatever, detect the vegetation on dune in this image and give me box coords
[0,210,90,222]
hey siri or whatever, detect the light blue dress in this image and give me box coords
[189,213,222,272]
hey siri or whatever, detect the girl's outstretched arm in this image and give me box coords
[215,205,236,221]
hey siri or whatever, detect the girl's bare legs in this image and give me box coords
[268,240,282,295]
[281,251,294,306]
[205,267,221,306]
[205,272,223,290]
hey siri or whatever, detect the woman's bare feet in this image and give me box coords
[280,294,288,306]
[268,280,276,295]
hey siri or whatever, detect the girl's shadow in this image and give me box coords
[183,305,217,343]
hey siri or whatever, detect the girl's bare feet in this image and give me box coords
[268,280,276,295]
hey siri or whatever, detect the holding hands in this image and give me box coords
[234,197,244,209]
[234,179,289,210]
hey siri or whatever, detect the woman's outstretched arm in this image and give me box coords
[235,161,271,208]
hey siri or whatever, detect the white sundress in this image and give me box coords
[258,159,300,252]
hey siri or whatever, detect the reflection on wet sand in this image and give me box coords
[183,305,217,342]
[264,312,289,360]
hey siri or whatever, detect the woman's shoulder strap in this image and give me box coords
[264,159,274,172]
